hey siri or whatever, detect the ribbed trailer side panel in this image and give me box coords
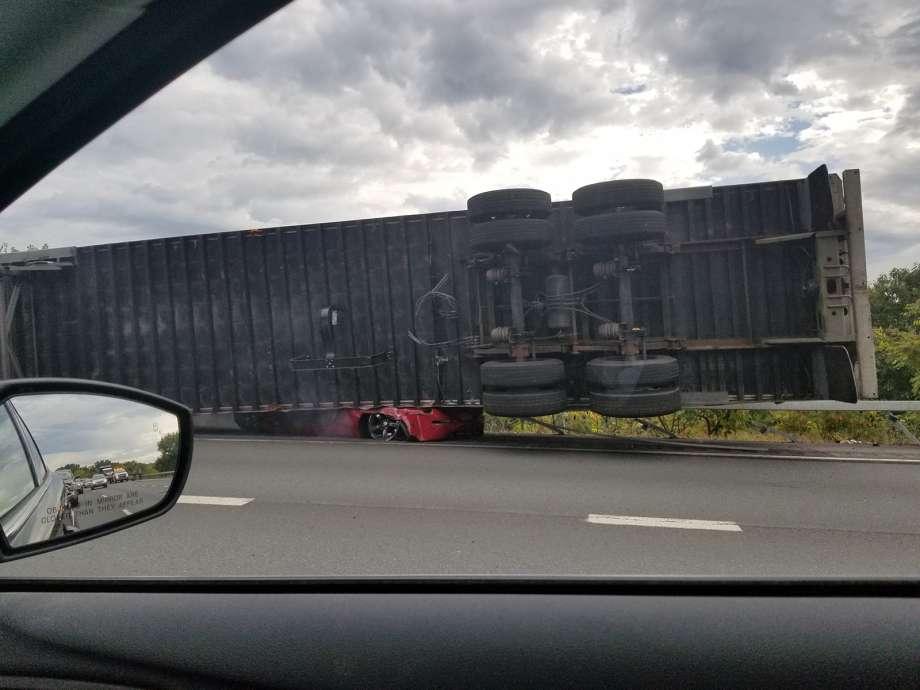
[5,173,870,412]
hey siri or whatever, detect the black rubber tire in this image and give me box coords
[467,188,552,222]
[573,179,664,215]
[590,387,681,418]
[365,413,408,441]
[586,355,679,389]
[469,218,553,249]
[573,210,667,243]
[480,358,565,389]
[482,388,568,417]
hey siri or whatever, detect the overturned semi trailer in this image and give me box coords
[0,165,878,438]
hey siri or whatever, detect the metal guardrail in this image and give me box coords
[130,471,175,481]
[685,396,920,412]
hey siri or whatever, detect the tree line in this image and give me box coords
[57,431,181,477]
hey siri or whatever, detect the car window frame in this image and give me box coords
[7,401,48,483]
[0,403,41,519]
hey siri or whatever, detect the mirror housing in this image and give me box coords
[0,379,192,562]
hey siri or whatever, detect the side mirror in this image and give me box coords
[0,379,192,562]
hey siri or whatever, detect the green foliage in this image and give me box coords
[666,410,772,438]
[154,431,180,472]
[870,263,920,401]
[772,411,893,444]
[484,407,916,445]
[60,463,92,479]
[870,263,920,331]
[122,460,156,477]
[900,412,920,439]
[62,459,156,479]
[485,412,644,437]
[875,325,920,400]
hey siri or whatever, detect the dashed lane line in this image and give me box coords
[178,495,253,506]
[586,513,742,532]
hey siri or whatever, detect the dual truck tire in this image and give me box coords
[467,188,552,222]
[466,181,669,248]
[572,179,664,215]
[480,359,567,417]
[481,356,681,418]
[586,356,681,417]
[467,189,553,250]
[572,179,667,244]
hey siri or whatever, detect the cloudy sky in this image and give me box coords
[1,0,918,278]
[12,394,179,471]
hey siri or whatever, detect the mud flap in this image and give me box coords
[824,346,858,403]
[808,164,836,232]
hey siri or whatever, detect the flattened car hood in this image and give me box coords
[0,0,292,213]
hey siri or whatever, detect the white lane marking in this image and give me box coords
[178,495,253,506]
[122,508,132,516]
[586,513,742,532]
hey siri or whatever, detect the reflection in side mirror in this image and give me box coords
[0,383,190,559]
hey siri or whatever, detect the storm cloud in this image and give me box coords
[1,0,918,276]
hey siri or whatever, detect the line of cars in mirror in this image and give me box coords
[47,465,170,534]
[56,465,134,508]
[16,464,174,545]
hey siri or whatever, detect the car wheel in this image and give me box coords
[366,413,407,441]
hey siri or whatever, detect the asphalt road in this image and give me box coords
[2,436,919,577]
[72,480,171,531]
